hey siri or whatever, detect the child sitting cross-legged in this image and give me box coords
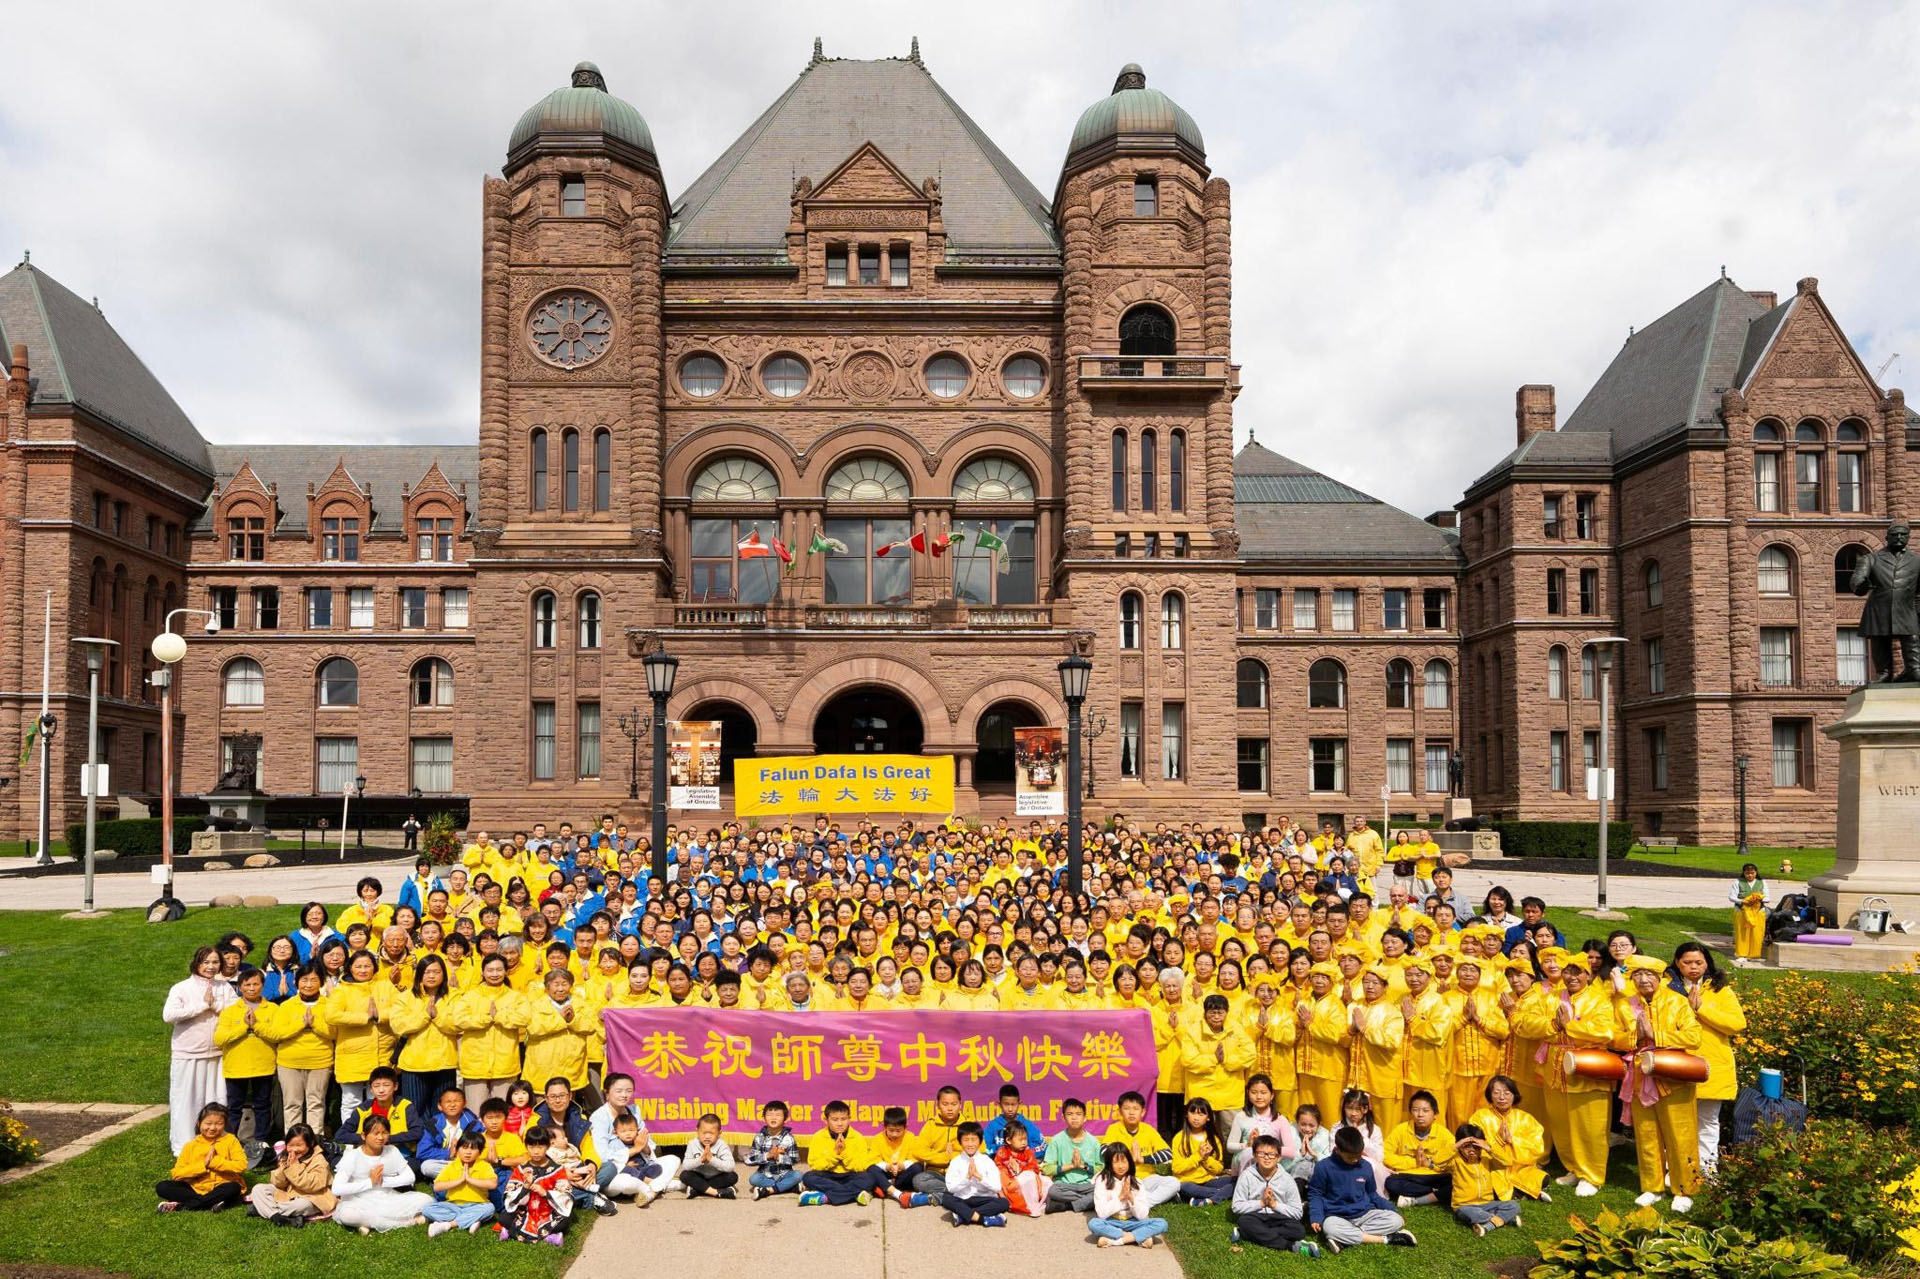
[941,1121,1011,1226]
[745,1100,802,1199]
[421,1132,498,1237]
[1229,1133,1317,1258]
[1307,1124,1416,1253]
[680,1112,739,1199]
[799,1100,883,1207]
[992,1119,1051,1218]
[1449,1123,1523,1238]
[156,1102,247,1214]
[498,1126,573,1245]
[1088,1143,1168,1248]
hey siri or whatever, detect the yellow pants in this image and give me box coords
[1300,1074,1343,1125]
[1735,907,1767,959]
[1449,1073,1494,1134]
[1370,1090,1403,1137]
[1632,1085,1701,1195]
[1273,1085,1300,1126]
[1544,1087,1611,1186]
[1402,1084,1445,1131]
[1516,1079,1555,1161]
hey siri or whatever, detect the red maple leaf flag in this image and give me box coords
[737,530,773,558]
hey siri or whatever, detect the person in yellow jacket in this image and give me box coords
[211,968,276,1143]
[386,954,460,1114]
[263,967,334,1131]
[1381,1089,1455,1206]
[452,952,531,1110]
[1297,962,1349,1125]
[1445,955,1510,1129]
[1468,1075,1549,1201]
[1399,958,1455,1128]
[606,961,664,1010]
[942,962,999,1011]
[1347,966,1408,1134]
[1448,1123,1523,1235]
[799,1101,879,1205]
[1240,977,1299,1116]
[1620,953,1703,1212]
[1180,994,1256,1113]
[325,951,394,1115]
[1538,952,1618,1197]
[1151,972,1194,1134]
[525,968,600,1092]
[1672,942,1744,1177]
[998,957,1059,1011]
[1500,961,1556,1156]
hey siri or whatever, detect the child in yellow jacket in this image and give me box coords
[1449,1123,1522,1236]
[156,1102,247,1212]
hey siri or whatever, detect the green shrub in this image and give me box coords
[1529,1206,1860,1279]
[1491,819,1632,859]
[0,1101,40,1170]
[422,812,460,866]
[61,816,203,858]
[1736,972,1920,1128]
[1694,1118,1918,1264]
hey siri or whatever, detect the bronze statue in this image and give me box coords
[212,730,262,793]
[1849,521,1920,682]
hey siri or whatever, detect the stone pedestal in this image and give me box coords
[1444,797,1473,824]
[200,792,267,829]
[1810,685,1920,927]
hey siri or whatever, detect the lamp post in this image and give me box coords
[149,608,221,914]
[642,648,679,887]
[1057,653,1091,898]
[1735,754,1751,861]
[617,708,648,801]
[70,637,118,915]
[355,774,367,850]
[1083,713,1108,799]
[1586,637,1628,913]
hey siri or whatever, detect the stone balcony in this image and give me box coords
[670,602,1056,631]
[1076,352,1240,393]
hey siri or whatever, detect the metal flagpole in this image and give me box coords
[34,591,50,866]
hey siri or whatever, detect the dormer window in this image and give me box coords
[322,514,360,562]
[1133,176,1157,217]
[858,245,881,285]
[227,509,266,561]
[826,245,848,286]
[561,178,586,216]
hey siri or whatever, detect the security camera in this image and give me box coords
[204,616,221,635]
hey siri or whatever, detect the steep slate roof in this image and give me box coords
[1560,277,1769,457]
[0,262,213,476]
[1233,441,1460,563]
[1464,426,1615,493]
[668,54,1057,262]
[195,444,477,532]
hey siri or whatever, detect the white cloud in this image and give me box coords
[2,0,1915,512]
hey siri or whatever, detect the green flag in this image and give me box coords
[972,528,1006,553]
[808,530,849,556]
[19,719,36,767]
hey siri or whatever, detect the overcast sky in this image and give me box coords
[4,0,1917,513]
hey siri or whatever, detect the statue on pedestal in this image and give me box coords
[1849,521,1920,683]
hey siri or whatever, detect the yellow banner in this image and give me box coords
[733,754,954,815]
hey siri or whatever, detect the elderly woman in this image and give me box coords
[163,946,236,1154]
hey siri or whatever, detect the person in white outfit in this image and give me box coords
[162,946,235,1155]
[330,1117,432,1233]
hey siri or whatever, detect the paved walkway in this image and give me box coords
[568,1192,1179,1279]
[0,855,415,911]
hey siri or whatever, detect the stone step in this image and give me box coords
[1767,929,1920,972]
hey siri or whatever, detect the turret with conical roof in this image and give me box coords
[1062,63,1206,177]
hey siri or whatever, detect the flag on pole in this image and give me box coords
[18,719,36,767]
[971,527,1010,574]
[807,530,849,556]
[737,530,774,558]
[772,535,795,573]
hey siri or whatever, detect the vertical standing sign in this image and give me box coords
[668,720,723,810]
[1014,726,1066,816]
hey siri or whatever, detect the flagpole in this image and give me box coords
[34,589,50,866]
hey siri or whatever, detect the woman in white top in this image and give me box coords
[330,1116,432,1233]
[162,946,236,1154]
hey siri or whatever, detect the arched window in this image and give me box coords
[1758,545,1794,595]
[1753,419,1783,511]
[1580,646,1597,699]
[592,429,611,512]
[530,428,549,511]
[1794,420,1825,443]
[1385,658,1414,709]
[532,591,556,648]
[1644,559,1663,607]
[1836,544,1868,593]
[1237,659,1268,709]
[317,658,358,707]
[1119,592,1143,650]
[222,658,263,707]
[578,592,602,649]
[1837,420,1867,512]
[1753,421,1782,442]
[1308,659,1346,709]
[1110,430,1127,511]
[952,458,1035,501]
[1423,659,1451,709]
[1547,645,1567,700]
[1837,419,1866,442]
[411,657,453,707]
[1118,304,1176,355]
[1140,429,1157,512]
[1160,592,1185,648]
[691,456,780,501]
[1170,429,1186,511]
[824,457,910,501]
[561,429,581,512]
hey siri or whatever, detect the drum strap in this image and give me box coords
[1619,1052,1660,1107]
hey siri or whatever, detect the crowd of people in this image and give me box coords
[159,811,1750,1256]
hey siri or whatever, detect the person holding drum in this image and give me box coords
[1672,942,1745,1177]
[1538,951,1619,1198]
[1618,954,1704,1213]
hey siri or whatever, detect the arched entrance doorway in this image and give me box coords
[684,700,759,790]
[973,699,1044,789]
[814,686,924,755]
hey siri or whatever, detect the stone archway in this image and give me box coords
[813,686,925,756]
[683,699,760,790]
[973,698,1045,788]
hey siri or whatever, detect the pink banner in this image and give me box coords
[603,1008,1159,1141]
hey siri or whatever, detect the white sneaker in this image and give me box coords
[1395,1195,1414,1208]
[1635,1192,1661,1207]
[1671,1196,1692,1214]
[1537,1190,1553,1202]
[427,1221,454,1239]
[665,1179,684,1193]
[634,1187,656,1207]
[1575,1181,1600,1198]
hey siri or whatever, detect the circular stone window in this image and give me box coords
[925,353,971,398]
[762,354,810,399]
[527,291,613,369]
[679,354,725,398]
[1002,355,1045,398]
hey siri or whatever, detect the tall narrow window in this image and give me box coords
[1238,739,1270,792]
[1543,496,1561,539]
[532,592,556,648]
[1293,589,1319,631]
[1387,739,1413,792]
[1237,659,1268,709]
[1795,450,1822,512]
[1332,589,1357,631]
[825,246,848,287]
[1383,589,1408,630]
[593,429,611,512]
[577,702,601,778]
[889,243,910,287]
[1424,588,1449,629]
[857,245,881,285]
[1423,659,1451,708]
[578,592,601,649]
[1385,659,1413,709]
[1133,176,1157,216]
[1550,732,1568,791]
[1546,568,1565,614]
[560,178,586,215]
[1575,494,1595,539]
[1838,628,1867,684]
[1754,450,1780,511]
[400,587,428,629]
[1760,628,1796,685]
[411,737,454,793]
[1581,647,1597,699]
[349,588,374,629]
[1119,592,1143,650]
[1647,727,1669,790]
[1547,645,1566,700]
[1425,742,1451,793]
[532,702,556,780]
[441,588,469,629]
[530,429,549,511]
[1159,592,1184,649]
[1309,660,1346,709]
[1580,568,1598,614]
[1644,560,1663,607]
[317,737,358,794]
[1646,637,1665,694]
[1169,430,1186,511]
[1161,703,1185,780]
[1254,588,1279,629]
[1772,719,1806,788]
[1140,429,1157,513]
[1838,451,1864,512]
[562,430,580,512]
[1111,430,1127,511]
[1310,738,1346,792]
[1119,702,1143,778]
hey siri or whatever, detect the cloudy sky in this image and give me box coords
[4,0,1917,513]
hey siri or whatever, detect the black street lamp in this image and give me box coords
[354,774,368,850]
[1057,653,1091,898]
[617,708,649,800]
[643,648,679,887]
[1735,755,1750,860]
[1083,713,1108,798]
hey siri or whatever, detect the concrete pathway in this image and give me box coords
[1449,865,1806,912]
[567,1193,1179,1279]
[0,855,415,911]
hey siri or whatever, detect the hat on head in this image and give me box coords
[1559,953,1592,974]
[1309,961,1342,981]
[1624,955,1667,975]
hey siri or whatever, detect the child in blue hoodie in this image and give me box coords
[417,1085,485,1177]
[1306,1125,1416,1253]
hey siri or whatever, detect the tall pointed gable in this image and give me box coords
[668,47,1057,263]
[1738,277,1884,400]
[809,142,924,203]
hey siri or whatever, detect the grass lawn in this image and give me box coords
[0,1116,587,1278]
[1629,844,1835,881]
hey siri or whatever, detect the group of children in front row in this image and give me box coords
[161,1066,1538,1255]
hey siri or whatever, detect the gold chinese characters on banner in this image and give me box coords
[733,754,955,815]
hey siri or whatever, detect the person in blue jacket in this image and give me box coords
[1307,1125,1417,1252]
[980,1085,1045,1155]
[396,857,443,918]
[416,1085,484,1178]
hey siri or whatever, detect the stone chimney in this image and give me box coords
[1516,384,1556,445]
[1425,510,1458,530]
[1747,290,1778,309]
